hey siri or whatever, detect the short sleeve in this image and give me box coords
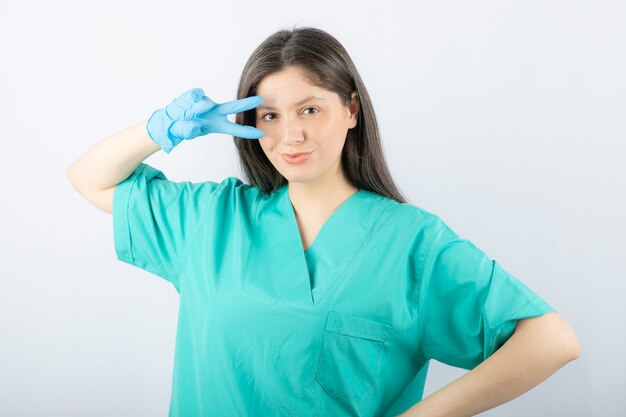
[417,220,556,370]
[112,163,224,291]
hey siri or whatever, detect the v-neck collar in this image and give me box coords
[241,183,390,306]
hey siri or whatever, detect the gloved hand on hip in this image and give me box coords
[146,88,265,153]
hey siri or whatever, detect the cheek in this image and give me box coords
[258,138,272,155]
[257,125,280,145]
[318,121,348,150]
[261,135,282,149]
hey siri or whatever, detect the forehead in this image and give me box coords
[256,67,327,102]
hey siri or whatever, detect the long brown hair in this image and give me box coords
[233,25,407,204]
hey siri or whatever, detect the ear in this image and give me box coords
[347,91,359,129]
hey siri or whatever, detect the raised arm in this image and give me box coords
[66,88,265,214]
[66,119,160,214]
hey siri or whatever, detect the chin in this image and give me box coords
[282,174,313,183]
[280,171,318,183]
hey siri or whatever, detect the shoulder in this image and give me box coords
[364,190,445,237]
[202,176,262,209]
[212,176,256,194]
[353,190,454,264]
[128,164,262,210]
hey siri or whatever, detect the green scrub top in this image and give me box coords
[112,163,556,417]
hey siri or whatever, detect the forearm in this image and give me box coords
[67,118,162,193]
[399,312,580,417]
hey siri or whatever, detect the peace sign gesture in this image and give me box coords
[147,88,265,153]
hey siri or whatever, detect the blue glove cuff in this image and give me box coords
[146,108,180,153]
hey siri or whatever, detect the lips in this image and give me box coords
[281,151,312,164]
[282,152,312,157]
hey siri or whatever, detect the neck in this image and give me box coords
[286,167,358,220]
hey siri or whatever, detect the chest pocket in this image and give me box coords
[315,311,393,401]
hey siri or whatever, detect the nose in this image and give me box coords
[279,118,305,146]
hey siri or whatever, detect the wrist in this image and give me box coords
[146,108,177,153]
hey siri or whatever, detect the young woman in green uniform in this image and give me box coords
[67,26,580,417]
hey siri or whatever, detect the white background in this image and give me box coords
[1,0,624,416]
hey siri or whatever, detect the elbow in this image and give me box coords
[517,312,581,361]
[67,164,78,182]
[556,317,581,361]
[565,334,581,361]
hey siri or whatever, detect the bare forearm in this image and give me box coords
[66,118,161,193]
[399,312,580,417]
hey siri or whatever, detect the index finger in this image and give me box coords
[215,96,263,116]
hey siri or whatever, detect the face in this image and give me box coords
[255,66,358,185]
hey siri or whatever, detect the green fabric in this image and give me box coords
[113,162,556,417]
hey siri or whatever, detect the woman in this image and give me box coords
[67,26,580,417]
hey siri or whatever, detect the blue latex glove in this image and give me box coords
[146,88,265,153]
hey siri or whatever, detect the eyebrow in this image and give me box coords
[256,96,326,111]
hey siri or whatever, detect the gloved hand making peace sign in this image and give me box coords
[147,88,265,153]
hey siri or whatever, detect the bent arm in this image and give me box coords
[398,312,580,417]
[67,119,161,213]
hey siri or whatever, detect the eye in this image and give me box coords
[260,107,319,122]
